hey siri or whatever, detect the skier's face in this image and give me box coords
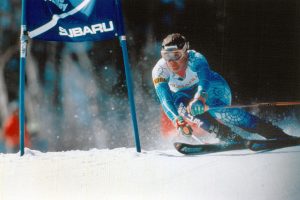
[161,42,189,73]
[161,42,188,62]
[166,53,188,73]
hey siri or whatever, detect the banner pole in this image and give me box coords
[115,0,141,152]
[19,0,28,156]
[119,36,141,152]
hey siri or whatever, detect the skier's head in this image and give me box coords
[161,33,189,73]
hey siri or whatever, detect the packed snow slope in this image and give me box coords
[1,146,300,200]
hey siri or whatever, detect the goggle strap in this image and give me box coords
[163,45,178,51]
[162,42,189,51]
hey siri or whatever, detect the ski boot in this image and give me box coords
[244,119,297,140]
[197,112,245,144]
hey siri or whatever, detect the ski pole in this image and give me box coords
[207,101,300,111]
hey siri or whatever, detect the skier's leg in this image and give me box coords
[196,112,245,142]
[195,81,243,142]
[204,79,293,140]
[209,107,294,139]
[253,118,295,139]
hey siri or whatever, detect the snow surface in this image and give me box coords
[1,146,300,200]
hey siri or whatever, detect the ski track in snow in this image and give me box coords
[1,146,300,200]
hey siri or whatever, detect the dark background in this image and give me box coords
[123,0,300,103]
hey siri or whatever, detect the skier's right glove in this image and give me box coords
[174,116,193,137]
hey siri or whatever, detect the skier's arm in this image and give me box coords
[192,52,211,100]
[154,81,179,123]
[187,52,211,115]
[155,81,193,136]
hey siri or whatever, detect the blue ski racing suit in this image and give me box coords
[152,50,292,141]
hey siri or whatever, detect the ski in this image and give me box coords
[174,137,300,155]
[175,103,300,155]
[248,137,300,151]
[174,141,246,155]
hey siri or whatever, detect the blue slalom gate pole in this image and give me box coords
[19,0,27,156]
[119,36,141,153]
[115,0,141,152]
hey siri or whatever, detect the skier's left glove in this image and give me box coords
[187,98,206,116]
[174,116,193,137]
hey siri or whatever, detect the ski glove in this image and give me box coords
[187,99,205,116]
[175,116,193,137]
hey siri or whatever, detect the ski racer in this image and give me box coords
[152,33,295,143]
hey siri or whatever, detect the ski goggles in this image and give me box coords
[161,42,188,62]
